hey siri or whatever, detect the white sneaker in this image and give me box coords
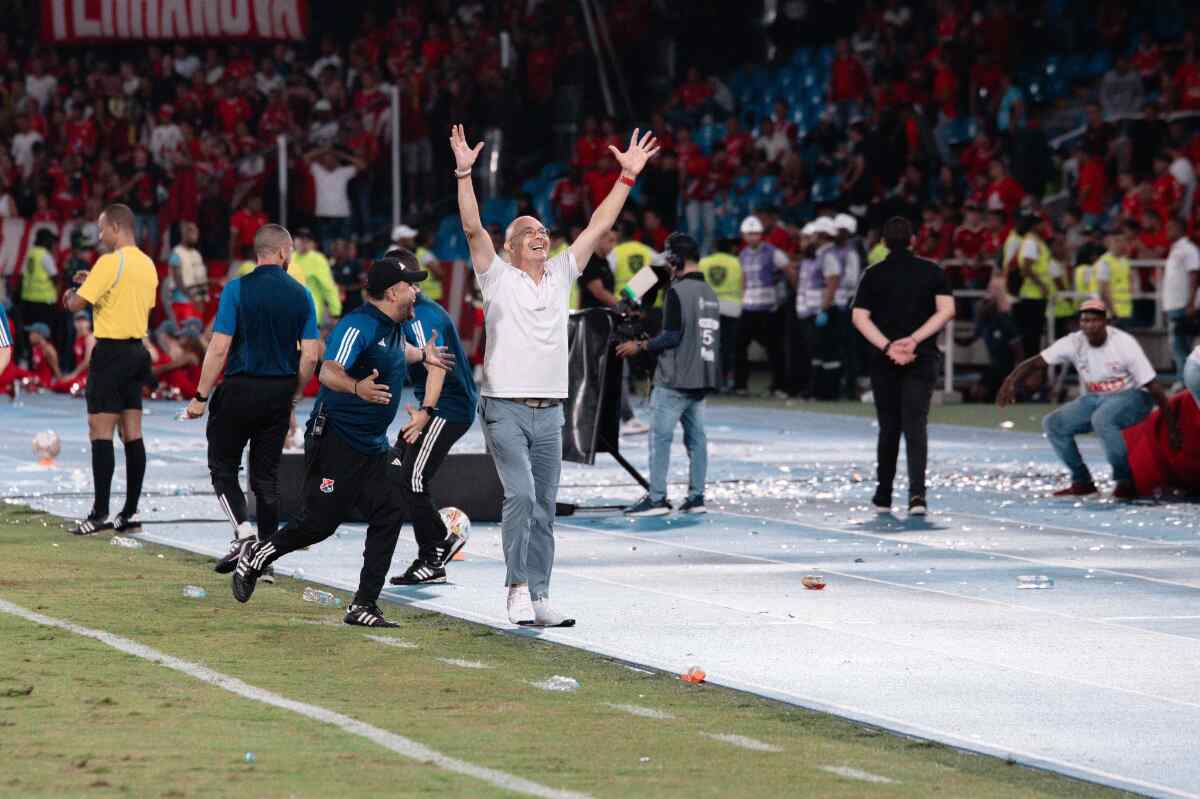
[507,584,534,625]
[620,418,650,436]
[525,598,576,628]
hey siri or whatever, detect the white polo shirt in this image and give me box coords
[1162,236,1200,312]
[1041,328,1157,395]
[477,250,577,398]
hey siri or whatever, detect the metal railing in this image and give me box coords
[937,257,1169,395]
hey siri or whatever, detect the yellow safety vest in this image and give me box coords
[1017,234,1054,301]
[21,247,58,304]
[235,260,257,277]
[1074,263,1096,298]
[868,242,889,266]
[698,253,742,304]
[416,246,442,302]
[1096,252,1132,319]
[1050,257,1075,318]
[612,240,659,306]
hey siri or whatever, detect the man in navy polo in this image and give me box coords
[383,248,479,586]
[186,224,321,573]
[230,254,456,628]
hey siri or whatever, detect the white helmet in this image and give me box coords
[833,213,858,234]
[740,215,764,235]
[811,217,838,237]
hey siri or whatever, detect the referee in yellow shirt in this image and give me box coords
[64,204,160,536]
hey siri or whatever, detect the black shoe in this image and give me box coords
[678,495,707,514]
[344,603,399,628]
[214,539,243,574]
[232,540,274,603]
[624,494,672,517]
[433,531,467,568]
[908,496,928,516]
[112,513,141,533]
[871,487,892,513]
[389,558,447,585]
[70,515,113,536]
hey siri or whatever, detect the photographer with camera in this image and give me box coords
[616,233,721,516]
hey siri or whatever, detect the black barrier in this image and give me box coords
[563,308,624,465]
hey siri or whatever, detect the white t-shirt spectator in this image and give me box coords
[149,123,184,168]
[311,162,356,218]
[1162,235,1200,312]
[175,53,201,80]
[25,74,57,109]
[757,130,791,163]
[477,250,577,398]
[11,130,44,177]
[1041,328,1157,395]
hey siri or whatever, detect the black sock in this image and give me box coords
[121,438,146,518]
[90,439,115,518]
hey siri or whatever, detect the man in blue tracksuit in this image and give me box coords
[387,248,480,586]
[231,252,455,628]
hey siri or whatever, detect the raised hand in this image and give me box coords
[355,369,392,404]
[608,128,660,177]
[401,404,431,445]
[423,329,456,371]
[449,124,484,172]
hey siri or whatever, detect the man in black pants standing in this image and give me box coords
[386,249,479,586]
[230,257,455,628]
[183,224,321,573]
[851,217,956,516]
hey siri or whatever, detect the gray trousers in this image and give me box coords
[480,397,564,600]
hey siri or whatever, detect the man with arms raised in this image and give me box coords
[450,123,658,627]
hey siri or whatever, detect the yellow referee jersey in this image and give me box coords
[77,246,158,339]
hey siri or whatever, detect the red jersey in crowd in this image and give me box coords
[574,134,606,170]
[550,176,584,227]
[216,95,252,135]
[915,222,952,259]
[986,174,1024,217]
[676,77,712,110]
[952,223,987,259]
[230,207,267,253]
[1152,172,1182,219]
[1077,156,1109,215]
[831,53,868,102]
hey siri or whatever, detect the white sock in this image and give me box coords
[235,521,256,540]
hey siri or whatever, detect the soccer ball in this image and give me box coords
[439,506,470,542]
[32,430,61,462]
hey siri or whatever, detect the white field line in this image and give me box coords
[605,703,675,720]
[701,733,782,752]
[438,657,490,669]
[364,634,418,649]
[820,765,896,784]
[0,597,588,799]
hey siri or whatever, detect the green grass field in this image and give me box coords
[0,505,1132,798]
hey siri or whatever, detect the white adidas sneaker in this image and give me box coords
[506,584,534,625]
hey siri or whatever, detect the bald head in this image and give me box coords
[504,215,550,266]
[254,223,293,265]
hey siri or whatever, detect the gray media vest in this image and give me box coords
[655,277,722,391]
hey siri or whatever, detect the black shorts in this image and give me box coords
[86,338,153,415]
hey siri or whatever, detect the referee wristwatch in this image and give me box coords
[420,405,437,416]
[193,391,208,403]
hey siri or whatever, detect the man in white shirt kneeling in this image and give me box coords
[998,298,1181,500]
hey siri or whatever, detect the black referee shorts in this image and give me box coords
[86,339,153,415]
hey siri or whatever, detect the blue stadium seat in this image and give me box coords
[481,197,518,228]
[790,47,813,68]
[817,46,834,68]
[538,162,568,183]
[1088,51,1112,79]
[434,214,469,262]
[812,174,841,203]
[532,190,557,230]
[696,121,726,155]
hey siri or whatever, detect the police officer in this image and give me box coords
[617,233,721,516]
[64,204,159,536]
[385,248,480,586]
[851,217,956,516]
[231,257,455,628]
[184,224,321,574]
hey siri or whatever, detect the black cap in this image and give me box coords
[295,227,315,240]
[367,256,426,295]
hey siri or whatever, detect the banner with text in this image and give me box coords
[42,0,309,43]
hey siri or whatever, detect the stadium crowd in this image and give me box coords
[4,1,1200,404]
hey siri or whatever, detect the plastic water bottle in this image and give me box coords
[110,536,143,549]
[182,585,207,599]
[303,587,341,607]
[1016,575,1054,590]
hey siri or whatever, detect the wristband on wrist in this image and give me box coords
[882,341,893,354]
[454,167,471,178]
[193,391,208,403]
[619,175,636,188]
[420,405,436,415]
